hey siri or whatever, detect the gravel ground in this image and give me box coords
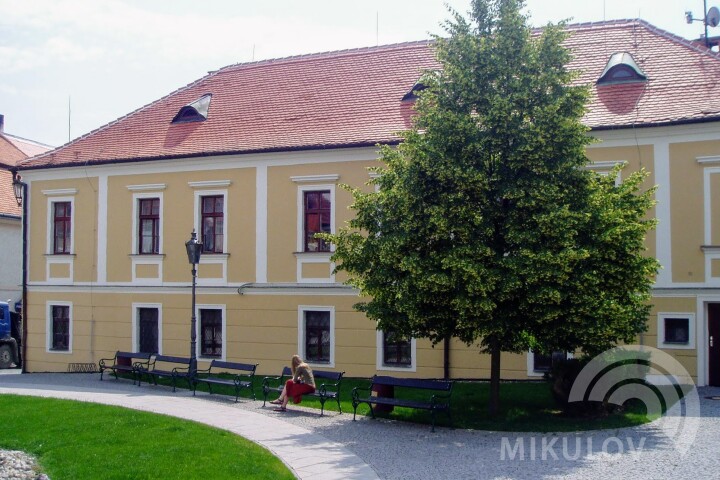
[0,449,49,480]
[1,373,718,480]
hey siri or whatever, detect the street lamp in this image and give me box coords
[11,170,27,372]
[185,230,203,376]
[12,173,23,207]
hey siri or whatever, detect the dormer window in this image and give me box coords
[597,52,647,85]
[402,82,427,101]
[172,93,212,123]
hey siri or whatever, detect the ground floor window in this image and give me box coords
[138,307,159,354]
[298,306,334,366]
[382,331,412,367]
[200,308,223,358]
[48,303,71,352]
[657,313,695,349]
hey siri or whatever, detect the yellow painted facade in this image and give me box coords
[19,125,720,386]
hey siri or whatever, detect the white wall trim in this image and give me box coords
[45,301,73,354]
[46,256,74,284]
[97,174,108,283]
[188,180,232,188]
[290,174,340,183]
[295,253,335,284]
[20,147,380,184]
[697,155,720,165]
[131,303,163,355]
[256,165,268,283]
[297,305,335,368]
[127,183,167,191]
[376,329,417,372]
[654,141,672,287]
[42,188,77,196]
[195,304,226,362]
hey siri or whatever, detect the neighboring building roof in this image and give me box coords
[20,19,720,170]
[0,134,33,169]
[0,132,50,217]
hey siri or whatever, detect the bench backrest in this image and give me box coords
[372,375,452,392]
[116,351,152,360]
[279,366,342,382]
[153,355,192,365]
[314,370,344,382]
[210,360,257,374]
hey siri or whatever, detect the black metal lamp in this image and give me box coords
[185,230,203,376]
[12,174,23,207]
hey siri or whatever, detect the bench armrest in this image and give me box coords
[351,386,372,402]
[98,357,115,368]
[261,374,286,388]
[195,366,211,376]
[172,365,190,375]
[430,393,451,406]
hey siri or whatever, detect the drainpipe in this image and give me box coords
[11,169,28,373]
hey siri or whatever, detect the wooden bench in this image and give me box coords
[137,355,194,392]
[98,351,152,383]
[352,375,453,431]
[193,360,258,402]
[262,366,344,415]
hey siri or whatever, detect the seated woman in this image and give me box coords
[271,355,315,411]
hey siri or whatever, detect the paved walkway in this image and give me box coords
[0,371,377,480]
[1,372,720,479]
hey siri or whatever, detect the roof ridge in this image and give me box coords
[566,18,720,60]
[28,40,437,165]
[216,40,435,73]
[2,132,54,149]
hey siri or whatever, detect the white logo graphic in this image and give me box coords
[568,345,699,456]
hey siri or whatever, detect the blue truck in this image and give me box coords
[0,301,21,369]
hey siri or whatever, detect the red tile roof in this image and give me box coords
[21,19,720,170]
[0,134,31,169]
[0,169,21,218]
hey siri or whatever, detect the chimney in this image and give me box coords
[0,114,4,133]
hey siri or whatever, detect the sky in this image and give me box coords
[0,0,708,147]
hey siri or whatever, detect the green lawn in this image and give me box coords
[0,395,294,480]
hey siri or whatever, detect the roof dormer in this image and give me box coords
[597,52,647,85]
[171,94,212,123]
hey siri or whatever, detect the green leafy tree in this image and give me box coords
[325,0,659,414]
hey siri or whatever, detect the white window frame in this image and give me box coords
[376,329,416,372]
[131,192,164,255]
[195,304,226,362]
[46,195,76,255]
[46,301,73,354]
[527,350,573,377]
[587,160,625,186]
[297,305,335,368]
[193,188,229,254]
[132,303,163,355]
[295,184,336,253]
[657,312,695,350]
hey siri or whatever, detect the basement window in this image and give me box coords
[597,52,647,85]
[172,93,212,123]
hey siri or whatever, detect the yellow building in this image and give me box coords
[16,20,720,386]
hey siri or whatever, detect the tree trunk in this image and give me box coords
[489,339,501,415]
[443,335,451,380]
